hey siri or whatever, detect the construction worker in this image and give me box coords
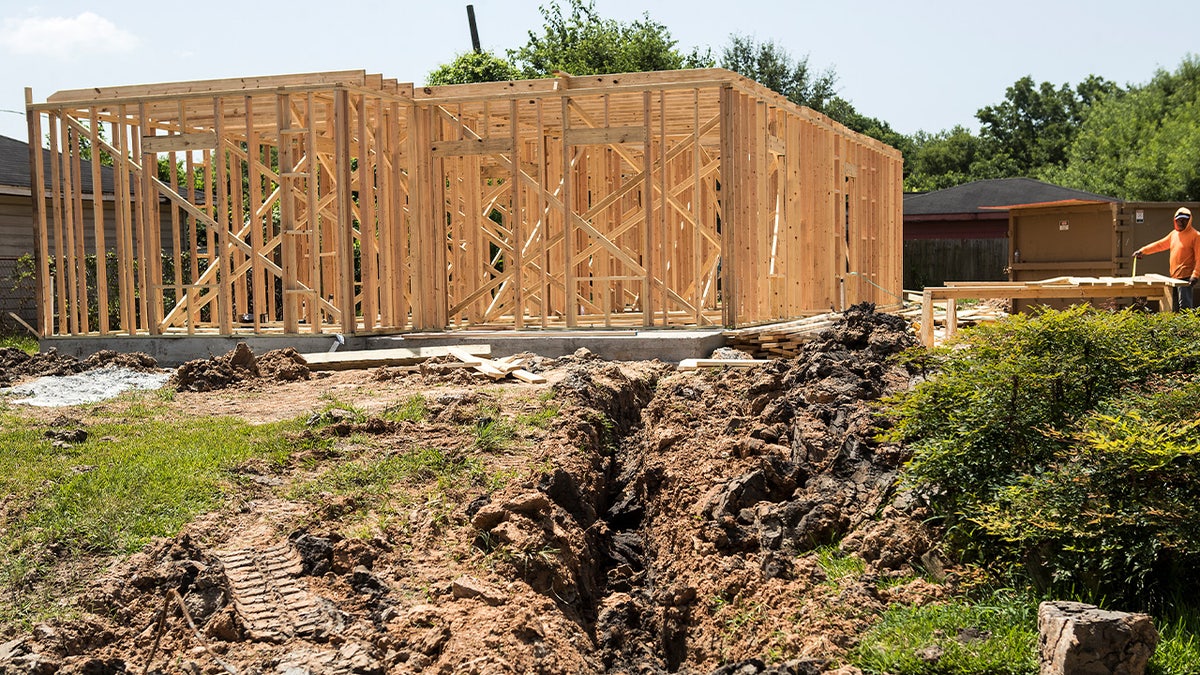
[1132,207,1200,310]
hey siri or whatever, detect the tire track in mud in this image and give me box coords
[215,541,340,642]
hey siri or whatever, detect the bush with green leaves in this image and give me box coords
[889,306,1200,607]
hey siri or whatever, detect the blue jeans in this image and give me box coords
[1173,281,1194,311]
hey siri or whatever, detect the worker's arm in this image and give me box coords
[1135,233,1173,257]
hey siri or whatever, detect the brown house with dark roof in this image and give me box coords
[903,177,1117,289]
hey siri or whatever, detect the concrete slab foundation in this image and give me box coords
[41,329,728,368]
[367,330,727,363]
[42,334,367,368]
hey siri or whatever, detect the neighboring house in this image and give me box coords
[903,177,1116,289]
[0,134,123,331]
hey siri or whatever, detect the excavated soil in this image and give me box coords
[0,305,955,674]
[0,348,159,387]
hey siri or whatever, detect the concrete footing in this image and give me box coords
[41,329,728,368]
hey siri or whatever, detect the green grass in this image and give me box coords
[1150,606,1200,675]
[0,332,38,354]
[0,403,323,629]
[850,590,1038,675]
[291,445,487,502]
[816,546,866,587]
[0,412,307,554]
[382,394,430,423]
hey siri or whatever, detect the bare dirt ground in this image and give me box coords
[0,306,952,674]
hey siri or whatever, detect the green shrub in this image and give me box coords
[889,307,1200,607]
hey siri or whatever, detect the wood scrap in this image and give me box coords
[448,347,547,384]
[678,358,772,371]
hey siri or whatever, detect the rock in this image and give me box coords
[450,575,508,606]
[1038,601,1158,675]
[504,492,551,515]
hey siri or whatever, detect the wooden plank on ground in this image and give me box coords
[298,344,491,370]
[678,358,773,371]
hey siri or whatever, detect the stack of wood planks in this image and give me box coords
[721,312,840,358]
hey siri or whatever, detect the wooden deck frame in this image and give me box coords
[27,68,902,337]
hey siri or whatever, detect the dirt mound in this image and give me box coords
[0,347,159,387]
[170,343,310,392]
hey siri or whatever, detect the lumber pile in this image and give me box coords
[722,313,839,358]
[446,348,547,384]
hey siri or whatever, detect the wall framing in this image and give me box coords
[26,68,902,337]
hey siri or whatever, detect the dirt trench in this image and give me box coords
[0,306,945,674]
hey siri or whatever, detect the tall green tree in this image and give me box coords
[508,0,712,77]
[903,126,989,192]
[719,35,836,111]
[1047,56,1200,200]
[719,35,904,151]
[975,74,1119,177]
[427,51,521,86]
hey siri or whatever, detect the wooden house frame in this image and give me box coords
[25,68,902,338]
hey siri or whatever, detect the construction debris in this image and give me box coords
[722,312,840,358]
[446,347,547,384]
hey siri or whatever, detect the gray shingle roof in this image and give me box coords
[904,177,1115,216]
[0,134,115,195]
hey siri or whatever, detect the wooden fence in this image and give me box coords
[26,68,902,337]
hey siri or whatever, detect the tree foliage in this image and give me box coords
[889,307,1200,608]
[719,35,905,151]
[508,0,712,78]
[720,35,837,111]
[427,51,521,86]
[1046,55,1200,200]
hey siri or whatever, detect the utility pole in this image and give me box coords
[467,5,481,53]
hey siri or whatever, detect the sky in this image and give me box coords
[1,0,1197,144]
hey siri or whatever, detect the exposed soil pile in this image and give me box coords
[170,344,310,392]
[0,305,949,673]
[0,347,158,386]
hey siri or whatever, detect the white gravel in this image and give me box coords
[1,366,171,407]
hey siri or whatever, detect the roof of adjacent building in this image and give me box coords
[904,177,1116,217]
[0,134,115,196]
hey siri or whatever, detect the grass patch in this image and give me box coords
[0,332,38,354]
[291,446,487,502]
[850,589,1038,675]
[816,546,866,587]
[0,406,320,629]
[515,402,559,430]
[382,394,430,423]
[1150,605,1200,675]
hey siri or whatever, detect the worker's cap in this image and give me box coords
[1175,206,1192,221]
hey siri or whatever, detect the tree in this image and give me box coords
[427,51,522,86]
[903,126,989,192]
[718,35,904,151]
[719,35,836,112]
[1048,56,1200,200]
[508,0,712,78]
[975,74,1119,177]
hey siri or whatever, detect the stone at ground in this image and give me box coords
[1038,601,1158,675]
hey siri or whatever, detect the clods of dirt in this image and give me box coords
[170,343,310,392]
[0,347,158,387]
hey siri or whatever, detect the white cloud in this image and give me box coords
[0,12,139,59]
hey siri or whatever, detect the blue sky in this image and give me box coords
[2,0,1196,144]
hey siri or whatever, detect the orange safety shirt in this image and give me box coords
[1141,225,1200,279]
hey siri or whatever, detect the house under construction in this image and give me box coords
[24,68,903,340]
